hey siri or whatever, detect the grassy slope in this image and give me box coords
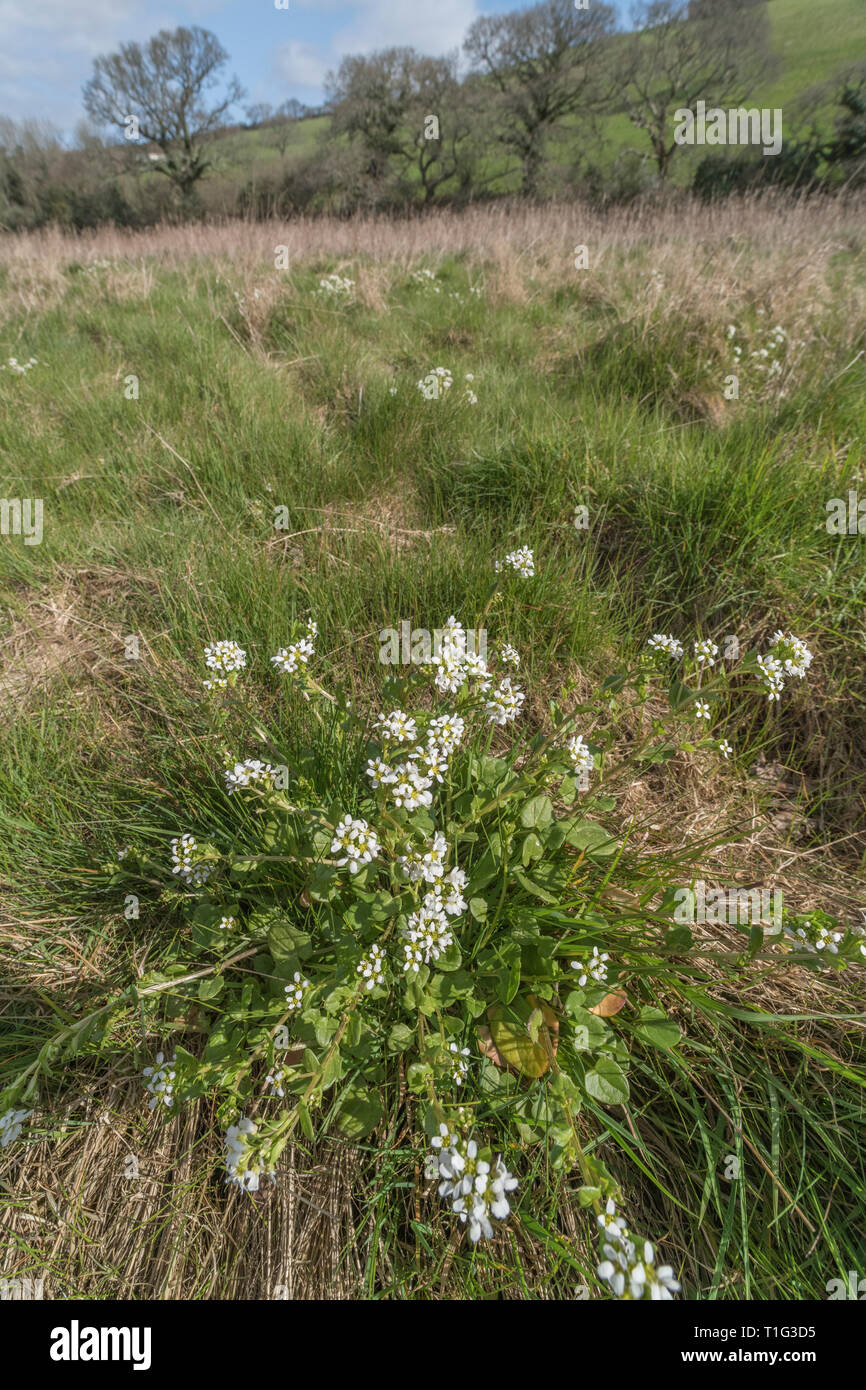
[0,199,864,1298]
[177,0,866,198]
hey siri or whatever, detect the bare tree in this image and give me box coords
[620,1,776,180]
[463,0,616,197]
[82,26,244,197]
[245,102,274,129]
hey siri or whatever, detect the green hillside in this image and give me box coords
[210,0,866,193]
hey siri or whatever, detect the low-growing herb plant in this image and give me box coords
[3,580,861,1299]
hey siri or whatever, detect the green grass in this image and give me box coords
[0,198,864,1299]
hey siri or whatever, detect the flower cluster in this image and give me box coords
[429,618,489,695]
[284,971,309,1011]
[786,919,844,960]
[596,1199,680,1300]
[357,943,386,990]
[417,366,452,399]
[224,1117,275,1193]
[485,677,525,726]
[0,1107,32,1148]
[565,733,594,776]
[693,639,719,667]
[411,268,440,289]
[271,619,317,677]
[495,546,535,578]
[427,1126,519,1242]
[142,1051,176,1110]
[403,901,454,965]
[224,759,276,795]
[330,816,380,873]
[757,632,812,702]
[203,639,247,690]
[0,356,38,376]
[366,704,472,809]
[170,833,213,887]
[317,273,354,299]
[647,633,684,660]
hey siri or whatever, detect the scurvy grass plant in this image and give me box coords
[7,546,862,1301]
[3,572,862,1298]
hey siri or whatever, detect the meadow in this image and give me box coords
[0,194,864,1300]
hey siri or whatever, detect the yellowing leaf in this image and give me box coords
[486,997,558,1079]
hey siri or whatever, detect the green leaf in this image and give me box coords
[565,821,618,858]
[521,831,544,866]
[520,795,554,830]
[297,1099,315,1140]
[387,1022,414,1053]
[197,976,224,1002]
[584,1057,629,1105]
[634,1007,681,1050]
[469,896,488,922]
[268,920,312,963]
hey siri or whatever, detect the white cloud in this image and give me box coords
[334,0,480,55]
[272,41,331,91]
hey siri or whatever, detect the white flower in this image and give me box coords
[417,366,453,399]
[428,713,465,754]
[694,700,711,720]
[375,709,418,744]
[117,846,130,861]
[204,640,246,675]
[486,677,525,726]
[390,763,433,810]
[357,943,386,990]
[142,1051,176,1110]
[224,1117,275,1193]
[596,1198,680,1300]
[402,940,424,974]
[570,946,610,988]
[404,904,453,963]
[330,815,380,872]
[448,1042,471,1085]
[271,620,317,676]
[265,1069,286,1098]
[398,831,448,884]
[757,653,785,702]
[768,631,813,680]
[317,273,354,298]
[497,546,535,578]
[693,639,719,667]
[500,643,520,666]
[218,915,236,930]
[366,757,397,788]
[284,971,309,1011]
[170,833,213,887]
[815,925,843,954]
[224,758,276,795]
[0,1107,33,1148]
[718,739,733,759]
[429,1131,518,1242]
[437,866,468,917]
[565,733,594,775]
[647,633,683,660]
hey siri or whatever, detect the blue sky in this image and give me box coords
[0,0,630,136]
